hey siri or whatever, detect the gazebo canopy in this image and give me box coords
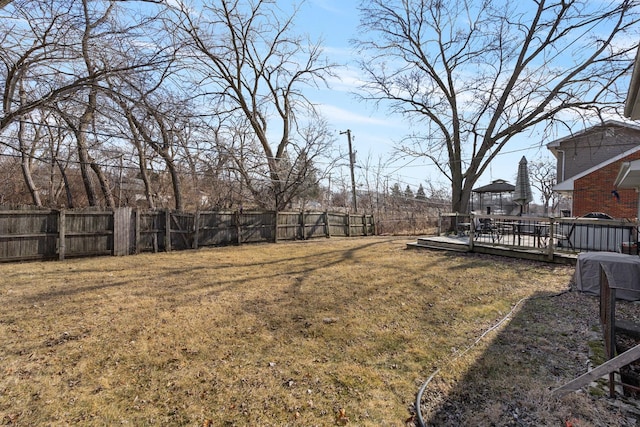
[472,179,515,194]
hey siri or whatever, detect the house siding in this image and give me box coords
[554,124,640,182]
[573,150,640,218]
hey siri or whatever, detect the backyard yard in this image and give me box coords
[0,236,637,425]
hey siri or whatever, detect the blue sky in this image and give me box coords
[292,0,607,202]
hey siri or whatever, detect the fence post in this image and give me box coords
[547,217,555,261]
[274,211,279,243]
[300,211,306,240]
[111,209,116,256]
[165,208,171,252]
[371,215,377,236]
[58,209,66,261]
[135,209,141,254]
[235,210,242,245]
[324,211,331,238]
[469,213,475,251]
[362,214,368,236]
[347,212,351,237]
[193,210,200,249]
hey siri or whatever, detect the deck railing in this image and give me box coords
[439,213,639,257]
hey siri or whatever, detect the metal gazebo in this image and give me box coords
[471,179,515,214]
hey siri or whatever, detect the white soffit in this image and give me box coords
[625,45,640,120]
[614,159,640,189]
[553,179,575,192]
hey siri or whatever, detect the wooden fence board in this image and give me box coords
[168,211,194,251]
[0,210,58,261]
[553,345,640,397]
[196,212,237,246]
[304,213,327,239]
[328,213,348,237]
[277,212,301,240]
[63,211,113,257]
[137,211,164,253]
[240,212,275,243]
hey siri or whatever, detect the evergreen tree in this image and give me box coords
[404,185,414,199]
[390,183,402,198]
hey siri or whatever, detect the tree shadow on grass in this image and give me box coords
[419,287,640,426]
[9,238,402,309]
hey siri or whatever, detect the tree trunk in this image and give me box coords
[75,130,98,206]
[451,182,472,214]
[90,159,115,208]
[161,152,182,211]
[55,157,74,208]
[135,143,155,210]
[19,152,41,206]
[17,116,42,206]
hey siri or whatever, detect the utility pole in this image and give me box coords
[340,129,357,213]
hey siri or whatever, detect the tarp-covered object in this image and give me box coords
[575,252,640,301]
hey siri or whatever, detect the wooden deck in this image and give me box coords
[407,235,578,265]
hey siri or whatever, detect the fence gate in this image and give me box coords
[113,207,132,256]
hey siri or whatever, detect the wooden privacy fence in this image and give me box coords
[0,208,375,262]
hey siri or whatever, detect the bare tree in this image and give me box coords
[115,92,190,210]
[170,0,336,210]
[277,117,332,209]
[357,152,390,215]
[356,0,640,213]
[1,0,171,207]
[0,1,120,134]
[0,0,169,134]
[0,1,83,132]
[1,0,339,210]
[529,157,557,215]
[44,115,76,207]
[62,0,118,207]
[16,81,42,206]
[3,82,74,207]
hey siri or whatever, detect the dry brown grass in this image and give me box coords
[0,236,624,426]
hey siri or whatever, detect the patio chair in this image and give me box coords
[477,218,502,243]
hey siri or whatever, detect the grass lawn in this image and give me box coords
[0,236,610,425]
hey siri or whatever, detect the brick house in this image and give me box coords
[547,120,640,219]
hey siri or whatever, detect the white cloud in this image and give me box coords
[310,0,346,15]
[326,66,365,91]
[316,103,396,127]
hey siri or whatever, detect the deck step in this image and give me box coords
[408,236,577,264]
[408,239,470,252]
